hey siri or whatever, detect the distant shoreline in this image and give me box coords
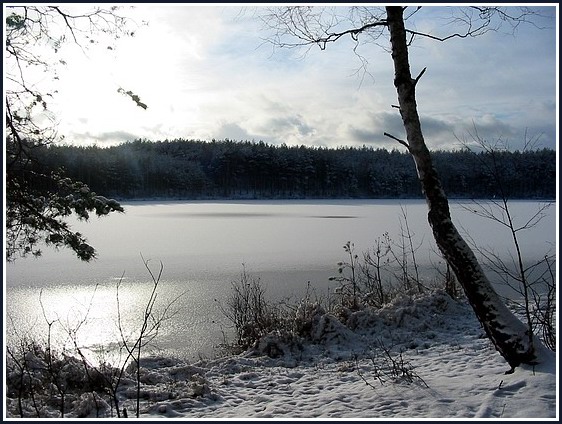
[37,141,556,201]
[112,195,556,203]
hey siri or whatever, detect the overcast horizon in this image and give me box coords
[35,4,558,152]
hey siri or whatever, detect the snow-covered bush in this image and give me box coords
[249,329,304,358]
[74,392,111,418]
[218,267,290,351]
[5,339,116,418]
[292,299,325,337]
[311,314,355,344]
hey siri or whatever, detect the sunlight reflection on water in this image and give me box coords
[6,278,230,363]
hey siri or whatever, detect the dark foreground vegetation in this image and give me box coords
[32,139,555,200]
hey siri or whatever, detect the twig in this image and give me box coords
[354,355,379,390]
[384,132,410,151]
[413,66,427,85]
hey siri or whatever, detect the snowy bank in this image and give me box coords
[5,291,557,419]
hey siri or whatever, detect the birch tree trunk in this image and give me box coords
[385,6,539,368]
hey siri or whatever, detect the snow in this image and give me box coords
[5,290,557,420]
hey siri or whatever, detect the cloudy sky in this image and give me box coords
[45,4,557,151]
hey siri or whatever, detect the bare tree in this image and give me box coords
[457,130,555,352]
[259,5,552,368]
[114,256,184,418]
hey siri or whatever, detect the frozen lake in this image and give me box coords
[4,199,556,360]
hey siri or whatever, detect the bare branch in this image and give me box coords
[413,67,427,85]
[259,5,551,70]
[384,132,410,151]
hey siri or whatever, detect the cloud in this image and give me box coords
[257,114,315,139]
[67,130,141,145]
[210,113,317,146]
[342,108,555,152]
[213,122,260,141]
[347,111,403,147]
[49,5,555,153]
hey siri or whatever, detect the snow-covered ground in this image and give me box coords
[5,290,557,419]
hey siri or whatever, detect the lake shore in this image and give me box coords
[5,199,556,361]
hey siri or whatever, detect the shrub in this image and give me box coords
[6,339,115,418]
[218,267,287,351]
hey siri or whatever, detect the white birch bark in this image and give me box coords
[385,6,541,368]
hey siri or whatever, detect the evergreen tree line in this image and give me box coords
[32,139,556,200]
